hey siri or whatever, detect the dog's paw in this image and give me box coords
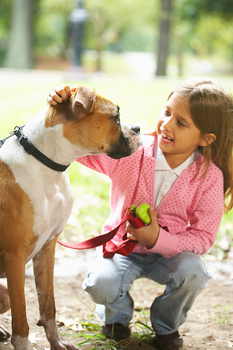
[62,341,79,350]
[0,325,10,341]
[51,340,79,350]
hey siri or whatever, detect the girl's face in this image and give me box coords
[156,93,207,169]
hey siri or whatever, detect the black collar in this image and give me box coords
[1,125,69,172]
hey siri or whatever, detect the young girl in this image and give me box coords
[47,78,233,350]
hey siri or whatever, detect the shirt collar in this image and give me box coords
[155,144,198,176]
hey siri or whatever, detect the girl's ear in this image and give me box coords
[199,133,216,147]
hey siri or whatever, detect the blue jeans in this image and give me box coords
[82,251,211,335]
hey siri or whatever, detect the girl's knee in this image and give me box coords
[167,253,211,290]
[82,254,134,305]
[82,271,121,305]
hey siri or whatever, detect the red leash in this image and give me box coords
[57,208,146,258]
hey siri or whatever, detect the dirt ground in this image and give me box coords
[0,250,233,350]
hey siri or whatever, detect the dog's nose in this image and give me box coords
[132,125,140,134]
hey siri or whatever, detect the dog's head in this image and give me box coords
[46,86,141,159]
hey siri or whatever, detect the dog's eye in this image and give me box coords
[110,114,120,127]
[115,116,120,126]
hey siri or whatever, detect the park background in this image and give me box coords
[0,1,233,349]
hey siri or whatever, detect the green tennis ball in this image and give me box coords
[135,203,151,224]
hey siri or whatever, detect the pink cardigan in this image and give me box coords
[78,134,224,258]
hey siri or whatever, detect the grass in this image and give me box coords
[58,295,155,349]
[0,68,233,258]
[70,298,155,349]
[214,304,233,327]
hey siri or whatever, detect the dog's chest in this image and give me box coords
[6,159,73,260]
[37,178,73,230]
[25,172,74,260]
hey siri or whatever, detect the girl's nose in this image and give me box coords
[162,116,172,130]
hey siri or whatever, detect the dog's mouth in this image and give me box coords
[107,126,142,159]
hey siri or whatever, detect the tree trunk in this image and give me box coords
[156,0,173,76]
[4,0,33,69]
[177,33,183,77]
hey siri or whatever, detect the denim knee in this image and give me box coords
[166,252,211,291]
[82,271,121,305]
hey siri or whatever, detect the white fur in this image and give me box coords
[0,106,91,262]
[11,335,30,350]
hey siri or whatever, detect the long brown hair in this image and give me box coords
[169,78,233,212]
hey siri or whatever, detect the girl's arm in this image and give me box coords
[146,168,224,258]
[78,153,117,178]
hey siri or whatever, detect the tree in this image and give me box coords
[181,0,233,19]
[156,0,173,76]
[4,0,34,69]
[85,0,156,72]
[179,0,233,61]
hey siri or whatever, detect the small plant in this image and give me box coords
[77,326,119,350]
[132,304,154,342]
[73,299,155,349]
[214,304,232,326]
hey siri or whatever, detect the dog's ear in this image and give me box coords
[73,86,96,120]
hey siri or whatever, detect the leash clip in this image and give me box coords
[0,126,23,148]
[13,125,25,139]
[14,125,35,155]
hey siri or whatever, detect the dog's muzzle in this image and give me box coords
[131,125,140,134]
[107,124,141,159]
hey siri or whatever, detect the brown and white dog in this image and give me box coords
[0,86,141,350]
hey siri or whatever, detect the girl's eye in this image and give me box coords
[164,109,171,116]
[178,120,186,127]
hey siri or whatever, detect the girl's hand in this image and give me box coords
[46,85,77,106]
[126,208,160,248]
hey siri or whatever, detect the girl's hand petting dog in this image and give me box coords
[46,85,77,105]
[126,208,160,248]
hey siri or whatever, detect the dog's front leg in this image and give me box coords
[4,252,30,349]
[33,236,79,350]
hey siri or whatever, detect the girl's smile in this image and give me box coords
[161,131,174,144]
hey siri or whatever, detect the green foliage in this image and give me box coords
[212,211,233,260]
[34,0,75,55]
[174,0,233,60]
[181,0,233,20]
[214,304,232,327]
[181,13,233,58]
[2,0,233,73]
[0,0,11,37]
[0,0,12,64]
[75,299,154,349]
[84,0,157,52]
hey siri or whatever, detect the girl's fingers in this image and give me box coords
[70,86,78,93]
[46,94,58,106]
[46,85,78,106]
[54,85,71,101]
